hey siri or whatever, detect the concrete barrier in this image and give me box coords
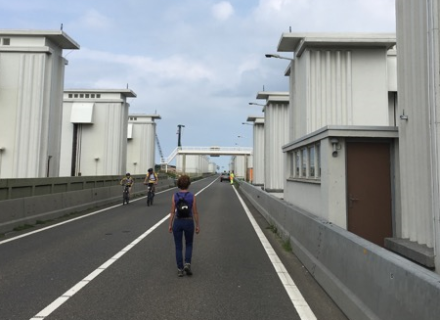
[239,182,440,320]
[0,178,174,234]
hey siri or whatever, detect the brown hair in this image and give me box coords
[177,175,191,189]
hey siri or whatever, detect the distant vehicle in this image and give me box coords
[220,172,230,182]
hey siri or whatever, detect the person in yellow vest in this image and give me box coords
[143,168,158,193]
[229,171,235,185]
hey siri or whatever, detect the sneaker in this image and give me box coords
[177,269,184,277]
[184,263,192,276]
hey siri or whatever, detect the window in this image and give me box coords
[295,151,300,176]
[96,94,101,98]
[288,142,321,181]
[80,94,84,98]
[74,94,78,98]
[2,38,10,45]
[302,149,307,177]
[68,94,73,98]
[85,94,90,98]
[309,146,315,177]
[290,152,295,177]
[316,144,321,177]
[91,94,95,98]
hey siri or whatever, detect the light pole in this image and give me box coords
[177,124,185,148]
[0,147,4,178]
[94,157,99,175]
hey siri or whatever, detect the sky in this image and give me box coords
[0,0,396,170]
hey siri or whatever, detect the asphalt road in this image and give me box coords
[0,176,348,320]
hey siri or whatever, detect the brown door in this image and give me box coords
[346,141,392,247]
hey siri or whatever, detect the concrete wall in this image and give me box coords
[0,175,174,234]
[240,181,440,320]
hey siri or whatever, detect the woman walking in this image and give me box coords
[168,175,200,277]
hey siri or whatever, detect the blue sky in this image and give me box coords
[0,0,396,169]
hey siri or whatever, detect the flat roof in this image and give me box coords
[0,29,80,49]
[277,33,396,57]
[129,114,161,120]
[65,89,137,98]
[247,116,264,123]
[256,91,289,101]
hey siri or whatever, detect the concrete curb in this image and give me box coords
[239,181,440,320]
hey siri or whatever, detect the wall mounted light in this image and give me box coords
[249,102,265,107]
[400,110,409,121]
[330,138,340,157]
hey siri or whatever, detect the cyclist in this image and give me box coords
[120,172,135,199]
[144,167,159,193]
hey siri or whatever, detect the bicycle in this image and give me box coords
[146,183,155,206]
[122,184,130,205]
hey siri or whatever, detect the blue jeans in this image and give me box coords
[172,218,195,270]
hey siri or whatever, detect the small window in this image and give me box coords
[295,151,300,176]
[2,38,10,45]
[309,146,315,177]
[80,94,84,98]
[91,94,95,98]
[302,149,307,177]
[96,94,101,98]
[74,94,78,98]
[85,94,90,98]
[290,152,295,177]
[316,144,321,177]
[68,94,73,98]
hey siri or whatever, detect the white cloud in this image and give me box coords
[212,1,234,21]
[70,48,214,83]
[77,9,111,30]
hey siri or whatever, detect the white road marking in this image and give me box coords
[0,188,172,246]
[29,215,169,320]
[232,187,317,320]
[28,178,217,319]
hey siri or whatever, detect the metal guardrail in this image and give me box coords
[0,174,169,201]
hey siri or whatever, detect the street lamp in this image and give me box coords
[242,122,253,126]
[249,102,265,107]
[177,124,185,148]
[265,53,294,61]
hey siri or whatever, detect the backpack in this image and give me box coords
[175,193,191,218]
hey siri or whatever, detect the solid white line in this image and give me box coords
[232,187,317,320]
[28,178,217,320]
[1,177,217,246]
[29,215,169,320]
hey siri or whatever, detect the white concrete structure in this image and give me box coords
[276,33,397,141]
[230,155,248,179]
[395,0,440,272]
[176,154,210,174]
[247,116,264,185]
[0,30,79,178]
[275,34,398,249]
[60,89,136,176]
[126,114,161,175]
[256,92,289,192]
